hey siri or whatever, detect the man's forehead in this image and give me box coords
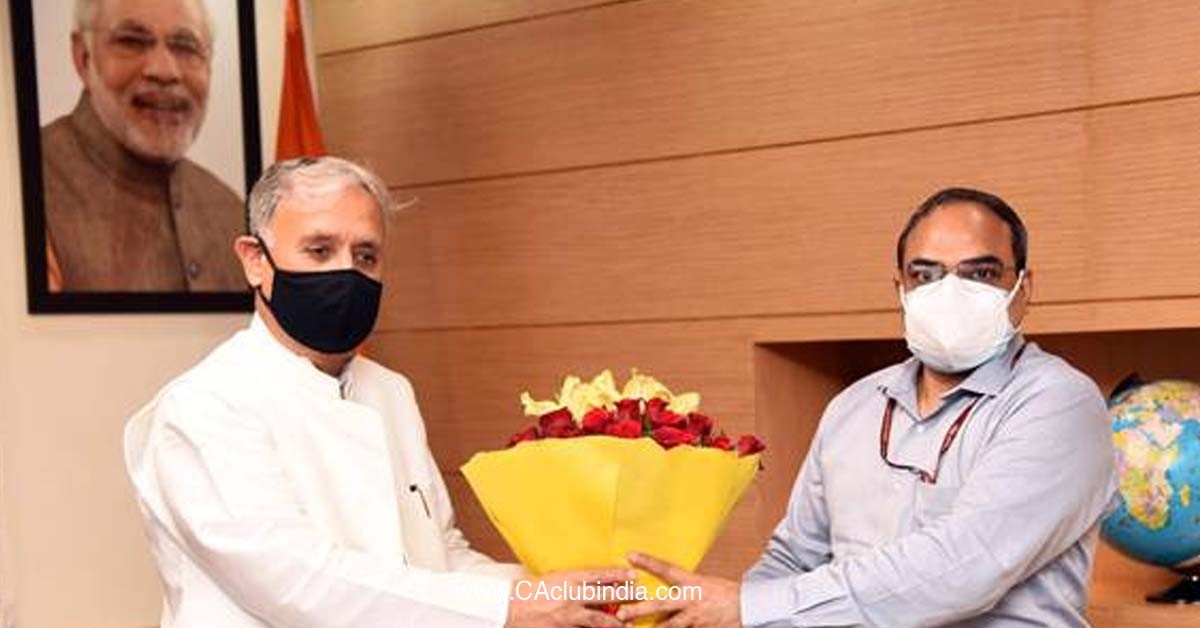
[905,203,1013,261]
[270,187,385,238]
[96,0,209,35]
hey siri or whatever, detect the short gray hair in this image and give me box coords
[73,0,96,32]
[74,0,215,42]
[247,156,394,239]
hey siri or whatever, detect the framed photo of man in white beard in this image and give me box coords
[9,0,262,312]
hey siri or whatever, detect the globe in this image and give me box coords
[1101,378,1200,603]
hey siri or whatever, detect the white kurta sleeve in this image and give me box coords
[147,383,514,628]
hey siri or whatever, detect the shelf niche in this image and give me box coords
[753,327,1200,627]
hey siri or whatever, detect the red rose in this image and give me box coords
[615,398,641,423]
[581,408,614,435]
[506,425,540,448]
[710,432,734,451]
[685,413,714,440]
[655,411,686,429]
[604,418,643,439]
[538,408,574,430]
[652,426,698,449]
[646,398,686,429]
[737,434,766,456]
[543,423,580,438]
[539,408,580,438]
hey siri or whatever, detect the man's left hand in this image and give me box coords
[616,552,741,628]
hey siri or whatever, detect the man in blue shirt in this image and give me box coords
[620,188,1116,627]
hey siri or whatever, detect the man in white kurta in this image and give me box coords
[124,157,629,628]
[126,313,519,626]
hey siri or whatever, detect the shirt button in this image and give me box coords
[186,261,202,279]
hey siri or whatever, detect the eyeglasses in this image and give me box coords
[901,259,1021,290]
[879,397,979,484]
[879,343,1026,484]
[90,26,210,70]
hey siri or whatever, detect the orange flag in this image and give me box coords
[275,0,326,160]
[45,232,63,292]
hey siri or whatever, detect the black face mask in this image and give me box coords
[254,235,383,354]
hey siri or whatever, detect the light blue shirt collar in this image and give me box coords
[880,334,1026,419]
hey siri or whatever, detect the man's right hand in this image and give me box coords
[506,568,635,628]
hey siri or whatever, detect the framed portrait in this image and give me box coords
[9,0,261,313]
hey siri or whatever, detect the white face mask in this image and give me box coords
[900,271,1025,374]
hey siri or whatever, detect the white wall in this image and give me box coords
[0,1,288,625]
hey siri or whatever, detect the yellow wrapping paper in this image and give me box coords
[461,436,760,623]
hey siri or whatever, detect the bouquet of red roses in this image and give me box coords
[506,385,764,458]
[461,370,764,623]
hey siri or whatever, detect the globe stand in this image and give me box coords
[1147,569,1200,604]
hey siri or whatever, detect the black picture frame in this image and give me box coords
[9,0,260,313]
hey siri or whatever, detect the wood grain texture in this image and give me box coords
[311,0,609,54]
[376,96,1200,331]
[1089,545,1178,613]
[318,0,1200,185]
[752,344,846,535]
[1087,602,1197,628]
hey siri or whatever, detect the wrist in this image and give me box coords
[738,577,795,627]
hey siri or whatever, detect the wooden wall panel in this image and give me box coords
[312,0,608,54]
[319,0,1200,185]
[1088,603,1195,628]
[379,96,1200,331]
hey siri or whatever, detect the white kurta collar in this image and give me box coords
[246,313,351,400]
